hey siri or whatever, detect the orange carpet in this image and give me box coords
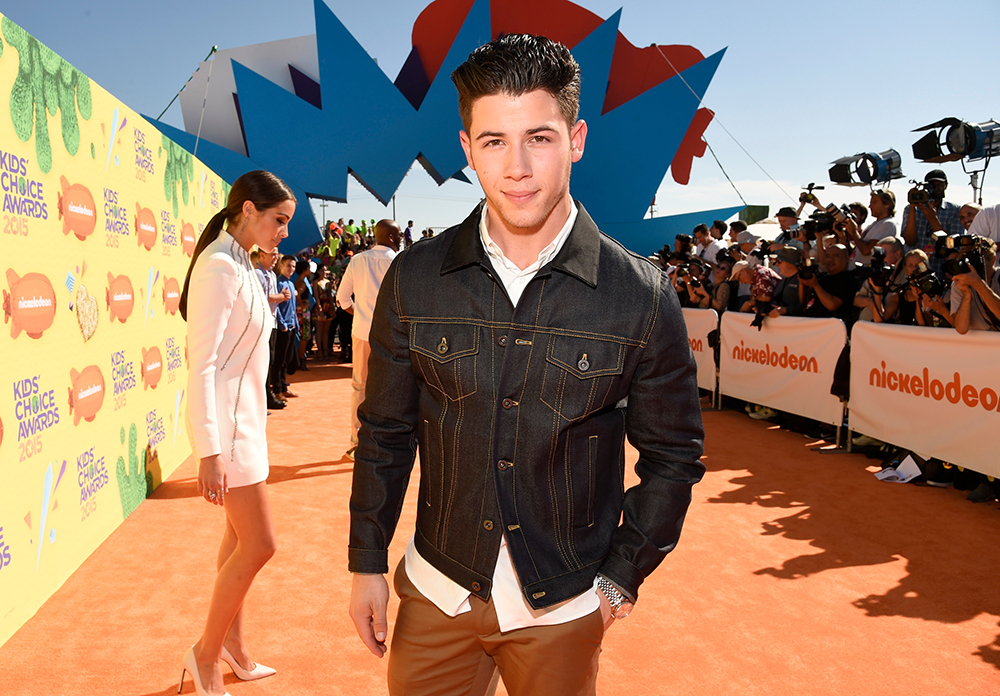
[1,360,998,695]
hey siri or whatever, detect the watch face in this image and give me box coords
[613,602,634,620]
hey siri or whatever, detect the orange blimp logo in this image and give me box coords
[162,277,180,316]
[135,205,158,251]
[68,365,105,425]
[141,346,163,390]
[3,269,56,339]
[181,221,196,257]
[106,272,134,323]
[58,177,97,241]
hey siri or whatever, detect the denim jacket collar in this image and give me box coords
[440,199,601,288]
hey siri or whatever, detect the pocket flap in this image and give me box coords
[411,322,480,364]
[545,335,624,379]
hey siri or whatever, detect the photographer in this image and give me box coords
[901,170,962,262]
[894,250,949,327]
[705,259,734,313]
[854,246,897,323]
[847,190,898,265]
[694,223,726,266]
[770,246,804,317]
[739,264,783,330]
[950,237,1000,334]
[682,259,714,309]
[959,203,983,232]
[711,219,728,241]
[728,219,748,244]
[800,244,859,322]
[768,207,802,252]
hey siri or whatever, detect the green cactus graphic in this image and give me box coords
[116,423,149,519]
[162,136,194,218]
[2,16,91,173]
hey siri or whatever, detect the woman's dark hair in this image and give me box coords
[179,170,295,320]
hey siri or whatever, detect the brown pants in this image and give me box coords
[388,560,604,696]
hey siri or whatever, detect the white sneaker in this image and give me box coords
[748,407,777,420]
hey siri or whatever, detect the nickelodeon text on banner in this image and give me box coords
[681,308,718,393]
[0,15,230,646]
[719,313,846,426]
[849,322,1000,479]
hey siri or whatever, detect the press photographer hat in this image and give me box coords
[925,169,948,183]
[736,231,759,244]
[773,246,802,265]
[776,207,799,219]
[732,260,750,278]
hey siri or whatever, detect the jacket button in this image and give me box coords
[577,353,590,372]
[483,520,494,530]
[497,335,507,347]
[472,581,481,592]
[502,398,513,409]
[497,459,509,470]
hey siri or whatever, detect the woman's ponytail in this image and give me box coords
[179,206,230,321]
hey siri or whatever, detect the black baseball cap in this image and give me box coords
[925,169,947,183]
[776,207,798,219]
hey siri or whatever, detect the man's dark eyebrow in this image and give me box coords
[474,124,560,140]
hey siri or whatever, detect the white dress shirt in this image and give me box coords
[335,245,398,342]
[404,201,601,633]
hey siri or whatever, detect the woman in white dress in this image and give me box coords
[178,171,295,696]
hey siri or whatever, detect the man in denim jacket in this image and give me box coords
[348,34,705,696]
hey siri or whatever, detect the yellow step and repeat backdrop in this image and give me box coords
[0,15,229,645]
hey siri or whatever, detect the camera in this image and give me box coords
[907,181,937,205]
[688,278,702,289]
[799,256,816,280]
[718,247,734,264]
[935,233,986,277]
[748,246,768,262]
[868,246,895,287]
[800,214,831,241]
[908,263,947,297]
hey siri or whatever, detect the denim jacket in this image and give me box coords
[348,202,705,609]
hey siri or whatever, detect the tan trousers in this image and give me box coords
[388,560,603,696]
[350,337,370,447]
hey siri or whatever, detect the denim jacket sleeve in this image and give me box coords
[347,258,419,574]
[599,268,706,601]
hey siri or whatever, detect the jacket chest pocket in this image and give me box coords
[410,323,479,401]
[541,335,625,421]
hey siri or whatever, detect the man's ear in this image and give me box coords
[459,130,476,171]
[570,120,588,163]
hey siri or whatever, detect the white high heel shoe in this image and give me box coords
[179,646,231,696]
[220,644,277,681]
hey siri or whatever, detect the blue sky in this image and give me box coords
[4,0,998,233]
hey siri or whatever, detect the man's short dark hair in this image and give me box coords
[280,255,296,264]
[451,33,581,132]
[693,223,709,236]
[729,220,748,233]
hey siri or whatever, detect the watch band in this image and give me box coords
[597,575,634,619]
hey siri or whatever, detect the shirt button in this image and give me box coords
[497,459,509,470]
[497,335,507,347]
[483,520,494,530]
[502,398,513,409]
[472,581,482,592]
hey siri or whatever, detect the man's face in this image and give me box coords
[959,205,980,230]
[459,90,586,237]
[777,215,796,231]
[267,249,279,269]
[694,229,708,245]
[776,259,798,278]
[826,247,848,275]
[869,194,888,219]
[280,259,294,277]
[878,242,902,266]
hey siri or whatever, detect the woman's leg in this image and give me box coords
[194,482,276,694]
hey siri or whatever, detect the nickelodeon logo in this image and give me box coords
[869,361,1000,412]
[688,337,704,353]
[732,341,819,373]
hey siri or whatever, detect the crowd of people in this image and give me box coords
[653,169,1000,504]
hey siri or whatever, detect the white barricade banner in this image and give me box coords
[849,322,1000,478]
[719,313,846,425]
[682,308,718,392]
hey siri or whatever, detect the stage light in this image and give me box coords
[911,119,1000,163]
[828,149,903,187]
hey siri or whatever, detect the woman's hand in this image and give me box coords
[198,455,228,506]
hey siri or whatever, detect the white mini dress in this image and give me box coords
[186,229,272,487]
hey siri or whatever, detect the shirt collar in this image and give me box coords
[441,200,601,287]
[478,201,578,276]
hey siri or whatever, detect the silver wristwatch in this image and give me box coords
[597,575,634,619]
